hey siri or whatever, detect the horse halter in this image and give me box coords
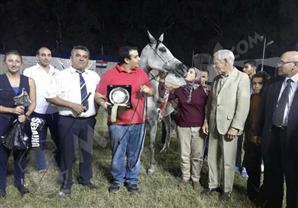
[148,42,176,66]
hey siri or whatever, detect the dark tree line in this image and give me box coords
[0,0,297,64]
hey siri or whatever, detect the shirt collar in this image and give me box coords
[219,73,229,79]
[36,63,57,76]
[70,66,89,74]
[116,64,137,74]
[286,73,298,83]
[219,67,235,78]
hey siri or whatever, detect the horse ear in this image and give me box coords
[147,30,156,44]
[158,33,164,42]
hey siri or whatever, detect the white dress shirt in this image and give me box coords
[46,66,100,118]
[23,64,59,114]
[277,73,298,125]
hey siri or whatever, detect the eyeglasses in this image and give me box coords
[277,61,298,66]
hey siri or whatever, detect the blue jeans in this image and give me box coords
[109,124,145,185]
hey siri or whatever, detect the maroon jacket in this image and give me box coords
[169,85,208,127]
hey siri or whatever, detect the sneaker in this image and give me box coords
[241,168,248,177]
[126,184,139,194]
[79,182,97,190]
[108,183,120,193]
[16,186,30,196]
[17,186,30,196]
[59,188,71,197]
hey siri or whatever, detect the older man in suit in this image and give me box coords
[202,49,250,201]
[257,51,298,208]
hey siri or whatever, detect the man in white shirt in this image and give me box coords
[46,45,100,197]
[23,47,60,173]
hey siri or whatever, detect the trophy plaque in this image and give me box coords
[107,85,132,122]
[107,85,132,108]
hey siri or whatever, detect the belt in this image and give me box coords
[59,115,94,119]
[272,124,287,130]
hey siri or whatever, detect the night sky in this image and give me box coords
[0,0,297,64]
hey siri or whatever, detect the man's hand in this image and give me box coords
[100,101,111,110]
[69,103,85,114]
[140,85,151,94]
[95,93,111,110]
[202,120,209,135]
[226,127,238,141]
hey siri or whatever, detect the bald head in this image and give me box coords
[281,51,298,62]
[277,51,298,77]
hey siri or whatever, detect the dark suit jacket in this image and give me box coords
[257,76,298,159]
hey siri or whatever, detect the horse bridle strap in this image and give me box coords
[149,70,160,82]
[148,44,175,65]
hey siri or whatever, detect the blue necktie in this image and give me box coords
[77,71,89,111]
[272,79,293,126]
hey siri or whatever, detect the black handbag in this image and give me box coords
[1,119,30,150]
[0,87,32,150]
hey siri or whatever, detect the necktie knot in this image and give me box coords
[287,79,293,85]
[219,74,229,79]
[76,71,84,78]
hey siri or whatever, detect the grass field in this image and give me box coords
[0,110,255,208]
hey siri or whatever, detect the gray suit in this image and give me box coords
[206,67,250,193]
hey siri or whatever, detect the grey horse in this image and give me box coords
[140,31,187,175]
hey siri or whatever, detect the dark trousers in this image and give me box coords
[0,144,27,190]
[235,134,244,169]
[58,115,96,189]
[262,126,298,208]
[243,141,262,201]
[31,112,60,169]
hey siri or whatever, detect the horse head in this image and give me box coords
[140,31,187,78]
[140,32,187,174]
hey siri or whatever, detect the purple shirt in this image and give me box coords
[169,86,208,127]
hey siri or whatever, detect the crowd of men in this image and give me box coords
[200,50,298,208]
[0,45,297,208]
